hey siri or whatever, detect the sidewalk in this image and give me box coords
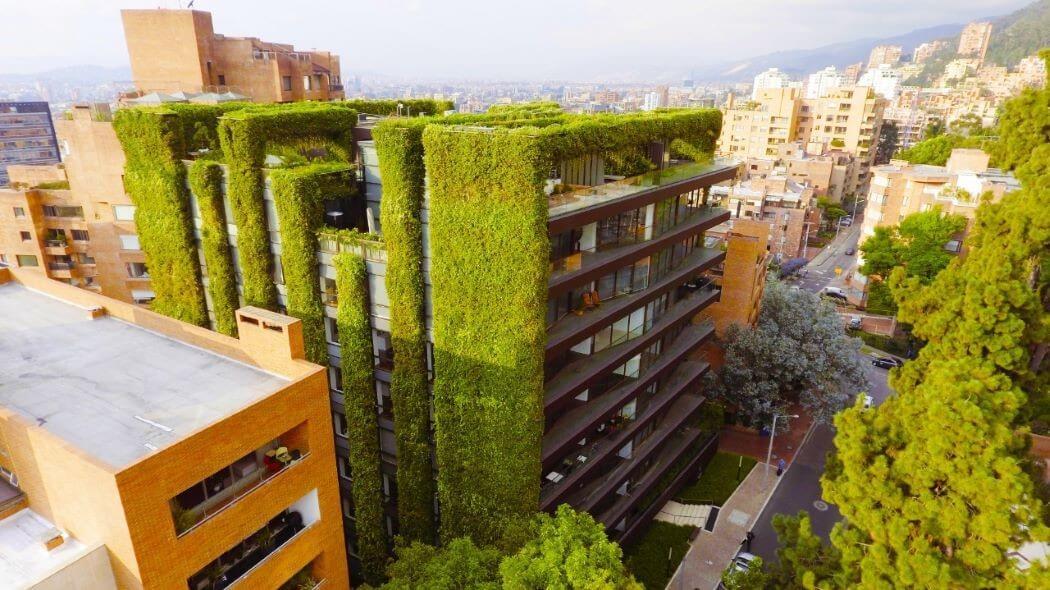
[666,466,783,590]
[718,410,813,465]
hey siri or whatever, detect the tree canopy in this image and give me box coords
[893,133,989,166]
[379,537,503,590]
[714,280,868,424]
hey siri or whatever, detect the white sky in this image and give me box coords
[0,0,1033,80]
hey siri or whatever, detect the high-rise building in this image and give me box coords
[806,66,845,99]
[913,40,948,64]
[957,22,993,61]
[701,219,769,336]
[87,101,746,581]
[751,68,797,99]
[867,45,903,69]
[121,9,344,102]
[843,62,864,85]
[858,64,903,99]
[0,266,349,590]
[799,87,886,194]
[0,102,61,187]
[718,88,802,159]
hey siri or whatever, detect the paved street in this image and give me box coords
[793,222,861,294]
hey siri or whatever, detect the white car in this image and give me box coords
[731,551,758,572]
[863,394,874,409]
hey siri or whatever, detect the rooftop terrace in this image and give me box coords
[0,282,288,469]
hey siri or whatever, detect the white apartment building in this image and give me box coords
[751,68,799,100]
[806,67,845,99]
[858,64,903,100]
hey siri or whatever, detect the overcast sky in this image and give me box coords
[0,0,1033,80]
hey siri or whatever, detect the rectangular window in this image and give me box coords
[77,253,95,265]
[338,455,352,480]
[126,262,149,278]
[119,234,140,250]
[16,255,38,267]
[71,229,89,241]
[333,412,349,438]
[303,75,312,90]
[12,207,25,218]
[19,231,31,241]
[217,74,226,86]
[113,205,136,221]
[282,76,292,91]
[131,289,155,304]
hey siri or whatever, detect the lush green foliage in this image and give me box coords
[112,108,208,325]
[423,125,549,544]
[991,48,1050,180]
[371,120,436,543]
[714,280,868,424]
[819,85,1050,587]
[875,120,898,165]
[854,330,911,358]
[676,452,757,506]
[342,98,454,117]
[33,180,70,190]
[187,160,239,336]
[500,505,642,589]
[622,521,694,590]
[984,2,1050,67]
[271,164,356,363]
[217,103,357,310]
[721,556,770,590]
[767,512,844,589]
[893,134,989,166]
[335,252,388,584]
[379,537,502,590]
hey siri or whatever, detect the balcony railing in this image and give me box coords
[192,512,311,590]
[318,232,387,263]
[47,262,74,271]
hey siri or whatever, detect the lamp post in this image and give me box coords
[765,413,800,477]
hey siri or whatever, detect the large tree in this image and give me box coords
[767,511,845,589]
[875,120,899,165]
[380,537,502,590]
[714,280,868,424]
[893,133,989,166]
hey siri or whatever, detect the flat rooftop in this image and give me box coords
[0,282,288,468]
[0,508,95,589]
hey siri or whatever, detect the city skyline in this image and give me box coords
[0,0,1032,81]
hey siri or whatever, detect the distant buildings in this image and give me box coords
[806,66,845,99]
[0,266,348,590]
[913,40,949,64]
[858,64,903,99]
[709,175,822,262]
[0,102,60,187]
[958,22,993,61]
[121,8,344,102]
[861,148,1020,247]
[751,68,799,100]
[867,45,903,69]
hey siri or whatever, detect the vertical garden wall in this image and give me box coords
[216,104,357,310]
[270,164,356,364]
[187,159,240,336]
[372,119,436,543]
[334,251,388,584]
[422,125,550,545]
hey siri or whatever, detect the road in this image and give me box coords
[748,217,896,561]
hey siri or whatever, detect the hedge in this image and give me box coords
[342,99,454,117]
[270,163,356,364]
[187,160,239,336]
[335,251,388,584]
[112,108,208,325]
[423,125,549,545]
[372,120,436,543]
[217,104,357,310]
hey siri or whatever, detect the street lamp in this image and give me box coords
[765,413,800,477]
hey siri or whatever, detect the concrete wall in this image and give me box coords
[122,9,211,94]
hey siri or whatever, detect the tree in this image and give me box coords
[816,197,847,229]
[948,113,993,137]
[500,505,642,590]
[767,511,845,589]
[380,537,502,590]
[721,556,770,590]
[875,120,898,165]
[924,117,945,139]
[990,48,1050,181]
[714,280,868,424]
[894,134,987,166]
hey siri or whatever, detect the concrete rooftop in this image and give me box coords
[0,282,288,468]
[0,508,93,589]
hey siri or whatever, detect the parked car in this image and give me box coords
[845,247,856,255]
[848,315,862,330]
[822,286,848,300]
[863,394,875,409]
[872,356,904,369]
[839,217,853,227]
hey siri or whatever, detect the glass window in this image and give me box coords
[12,207,25,218]
[19,231,31,241]
[119,234,140,250]
[337,455,352,480]
[16,255,38,267]
[282,76,293,91]
[333,412,349,438]
[71,229,89,241]
[126,262,149,278]
[113,205,136,221]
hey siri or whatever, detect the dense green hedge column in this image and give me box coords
[373,121,436,543]
[113,109,208,325]
[335,252,388,584]
[217,118,279,310]
[423,125,549,544]
[187,160,240,336]
[270,164,356,364]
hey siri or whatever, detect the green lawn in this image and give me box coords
[676,452,757,506]
[623,521,694,589]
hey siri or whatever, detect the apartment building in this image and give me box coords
[958,22,993,61]
[751,68,798,100]
[806,66,845,99]
[701,218,770,336]
[867,45,903,69]
[718,88,802,159]
[0,102,61,187]
[913,40,949,64]
[0,266,347,590]
[121,9,343,102]
[709,176,820,262]
[843,62,864,85]
[798,87,886,195]
[106,101,740,579]
[861,148,1020,247]
[858,64,903,99]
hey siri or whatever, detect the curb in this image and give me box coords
[753,420,818,522]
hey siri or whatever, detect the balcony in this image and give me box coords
[546,247,723,361]
[549,209,729,298]
[172,439,308,537]
[548,160,738,233]
[543,330,712,468]
[545,293,717,411]
[541,359,710,510]
[43,240,71,255]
